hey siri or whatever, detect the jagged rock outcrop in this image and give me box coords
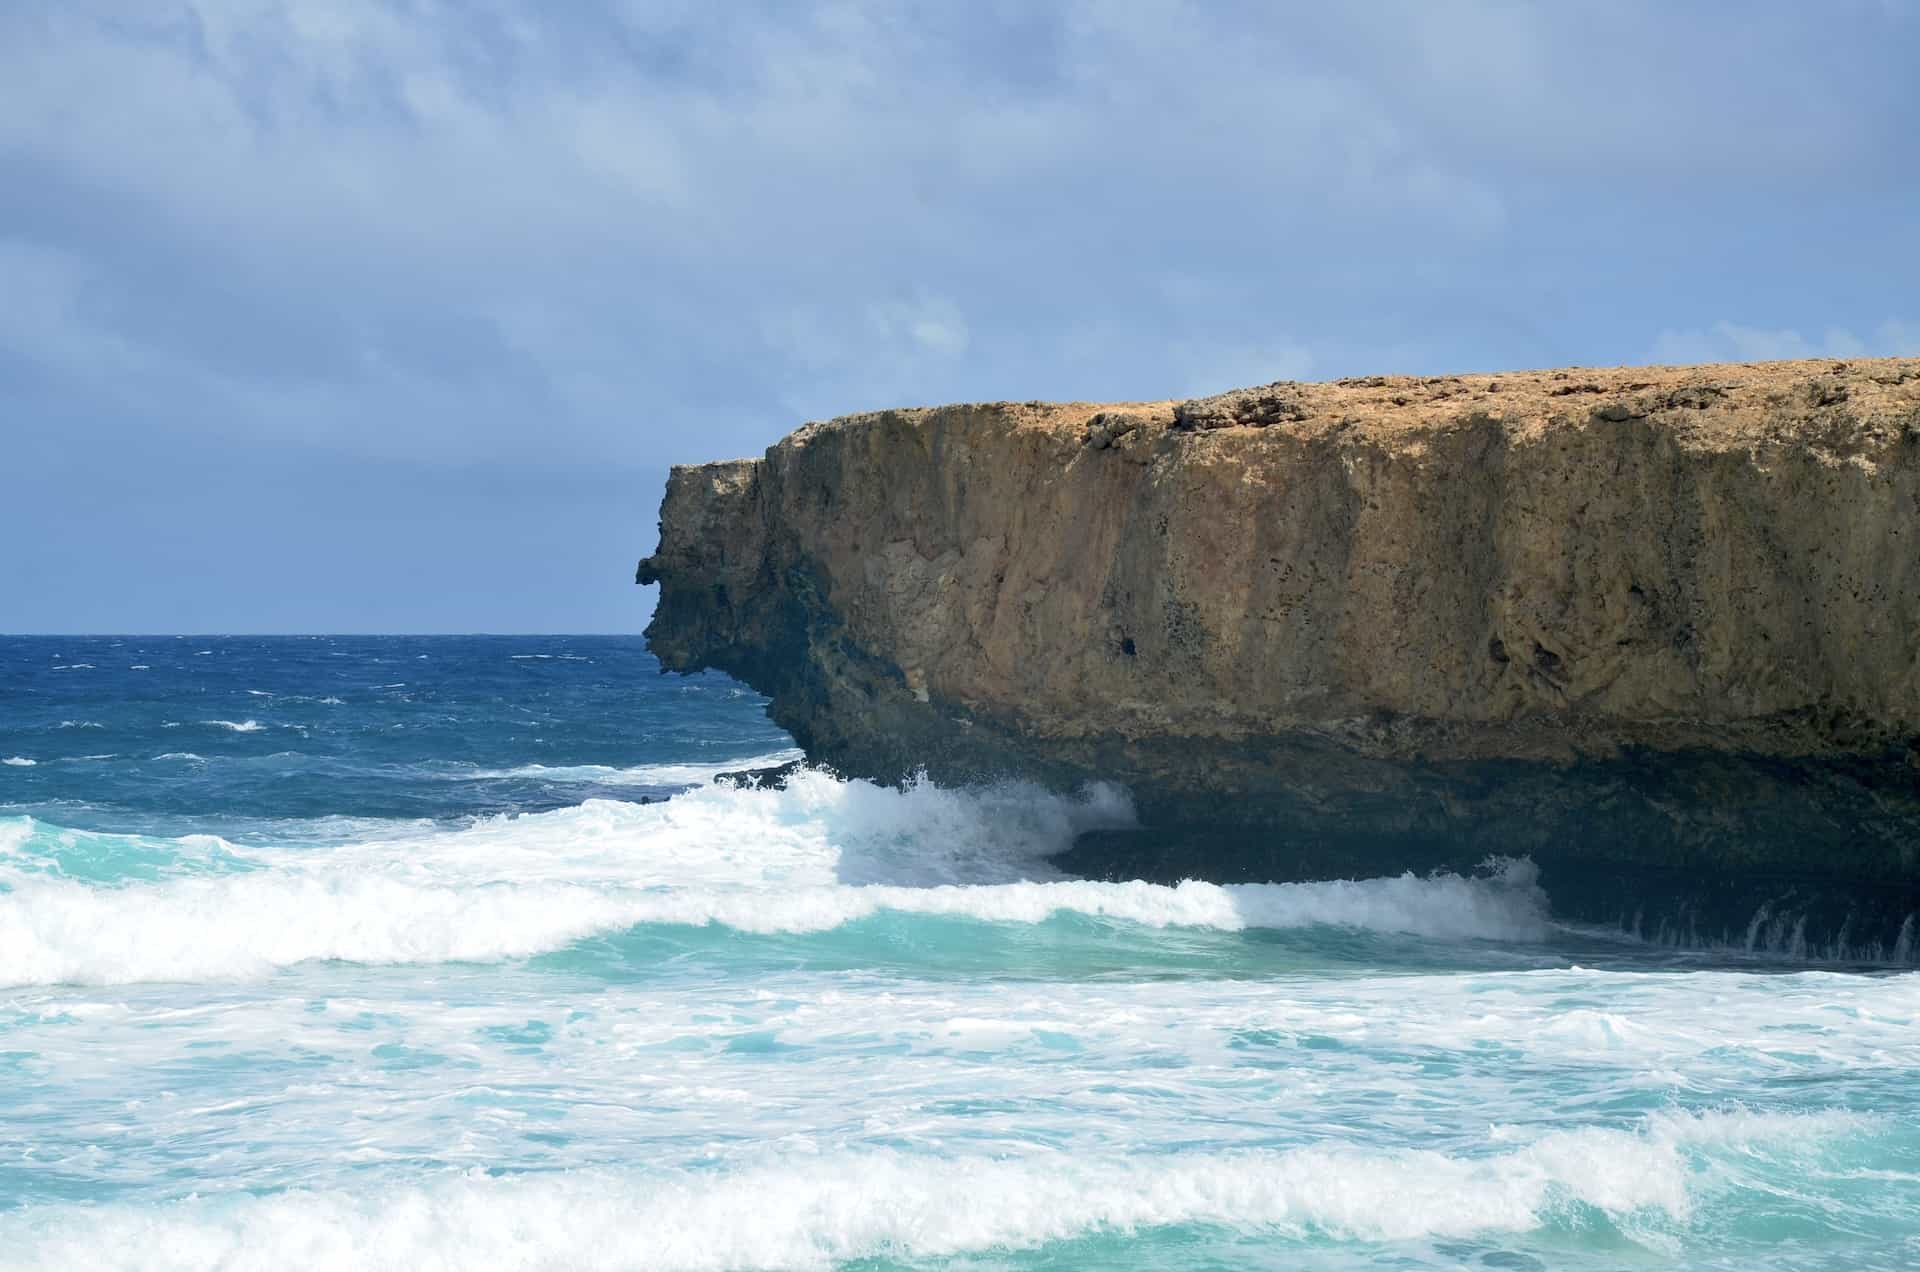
[639,358,1920,952]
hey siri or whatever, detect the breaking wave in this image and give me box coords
[0,867,1550,987]
[0,1111,1863,1270]
[0,770,1550,986]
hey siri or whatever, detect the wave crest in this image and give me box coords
[0,866,1545,988]
[0,772,1547,986]
[0,1111,1859,1268]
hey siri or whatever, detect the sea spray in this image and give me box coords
[0,781,1553,987]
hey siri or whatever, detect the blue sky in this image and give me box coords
[4,1,1916,633]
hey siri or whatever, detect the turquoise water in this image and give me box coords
[2,636,1916,1269]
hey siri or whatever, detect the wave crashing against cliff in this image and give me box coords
[1,774,1573,986]
[638,358,1920,949]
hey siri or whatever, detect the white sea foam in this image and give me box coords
[0,771,1556,985]
[201,719,265,732]
[0,1111,1857,1270]
[0,874,631,983]
[2,756,34,767]
[0,870,1557,986]
[0,772,1122,982]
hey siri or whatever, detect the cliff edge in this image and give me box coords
[639,358,1920,952]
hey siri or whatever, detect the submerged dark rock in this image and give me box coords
[713,758,806,790]
[638,357,1920,957]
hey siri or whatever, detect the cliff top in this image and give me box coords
[760,356,1920,458]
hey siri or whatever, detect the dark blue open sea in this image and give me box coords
[1,635,1915,1269]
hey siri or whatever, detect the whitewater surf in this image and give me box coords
[2,636,1916,1270]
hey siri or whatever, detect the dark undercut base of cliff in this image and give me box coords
[1052,743,1920,960]
[638,357,1920,960]
[769,665,1920,957]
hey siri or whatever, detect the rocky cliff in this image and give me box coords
[639,358,1920,954]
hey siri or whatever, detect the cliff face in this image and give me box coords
[640,359,1920,947]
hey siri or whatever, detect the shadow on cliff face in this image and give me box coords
[703,749,1920,964]
[1054,747,1920,965]
[683,710,1920,963]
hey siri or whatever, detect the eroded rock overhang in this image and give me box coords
[638,358,1920,954]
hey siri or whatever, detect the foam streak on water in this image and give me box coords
[0,1112,1884,1271]
[2,636,1917,1271]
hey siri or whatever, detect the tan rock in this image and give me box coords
[638,357,1920,941]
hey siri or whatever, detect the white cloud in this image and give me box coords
[870,296,970,359]
[756,294,973,421]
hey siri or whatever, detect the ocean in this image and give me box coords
[2,635,1915,1270]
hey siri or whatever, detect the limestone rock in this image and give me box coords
[637,358,1920,943]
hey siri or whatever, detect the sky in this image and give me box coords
[3,1,1917,633]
